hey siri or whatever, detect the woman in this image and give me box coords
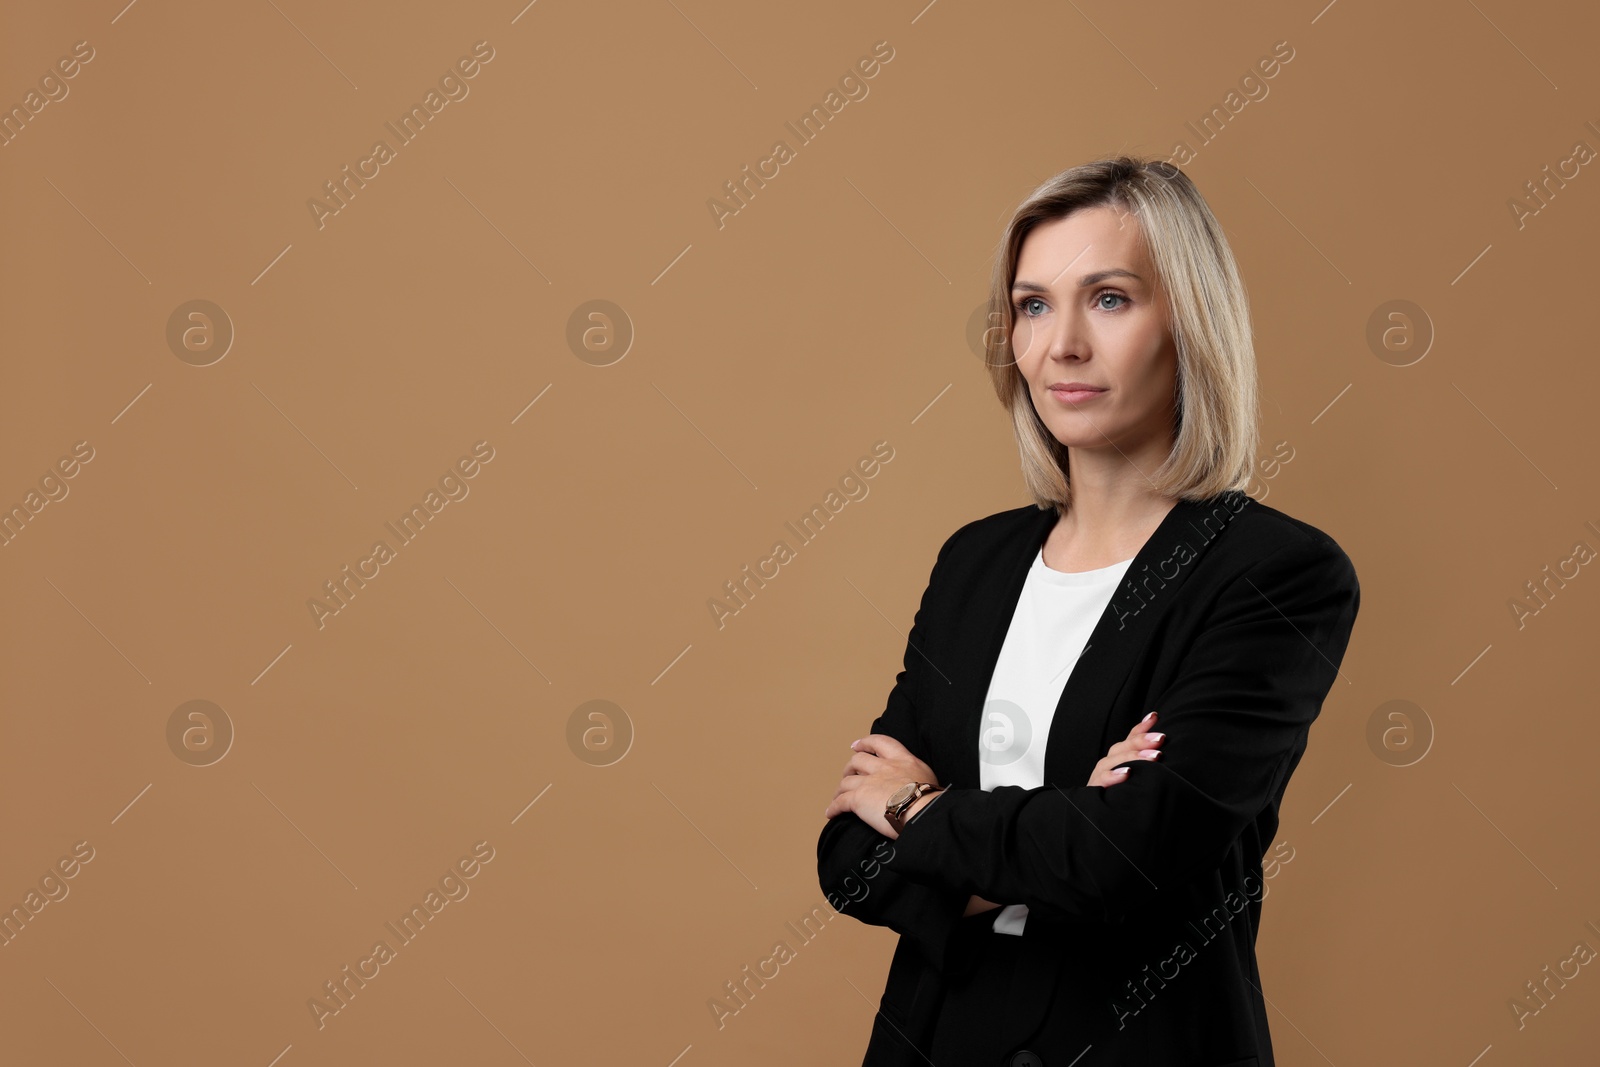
[817,156,1360,1067]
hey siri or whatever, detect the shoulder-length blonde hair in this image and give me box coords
[983,156,1258,512]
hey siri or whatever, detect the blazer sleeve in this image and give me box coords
[816,522,977,973]
[883,533,1361,924]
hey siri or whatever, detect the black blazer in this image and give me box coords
[817,489,1360,1067]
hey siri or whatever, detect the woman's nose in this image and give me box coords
[1042,315,1083,361]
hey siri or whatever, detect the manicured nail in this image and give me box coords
[1147,732,1165,744]
[1140,712,1154,724]
[1139,749,1161,759]
[1111,767,1130,775]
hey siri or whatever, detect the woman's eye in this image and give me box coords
[1096,292,1128,311]
[1015,297,1046,317]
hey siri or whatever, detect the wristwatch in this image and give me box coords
[885,782,941,833]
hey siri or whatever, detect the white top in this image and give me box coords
[978,546,1135,936]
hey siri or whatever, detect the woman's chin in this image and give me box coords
[1047,428,1122,451]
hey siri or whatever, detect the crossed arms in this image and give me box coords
[816,527,1360,970]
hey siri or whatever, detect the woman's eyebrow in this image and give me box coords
[1012,269,1144,293]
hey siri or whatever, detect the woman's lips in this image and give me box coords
[1049,386,1107,403]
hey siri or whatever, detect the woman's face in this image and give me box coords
[1009,205,1179,459]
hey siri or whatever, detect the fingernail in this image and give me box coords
[1147,732,1165,744]
[1111,767,1130,775]
[1139,749,1161,759]
[1140,712,1154,724]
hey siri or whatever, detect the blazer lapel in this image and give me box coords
[1042,489,1254,786]
[947,507,1054,790]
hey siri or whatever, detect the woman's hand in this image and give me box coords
[1087,711,1164,787]
[823,734,940,839]
[822,736,997,910]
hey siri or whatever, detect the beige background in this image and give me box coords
[3,1,1598,1064]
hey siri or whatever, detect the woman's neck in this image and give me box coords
[1044,483,1177,572]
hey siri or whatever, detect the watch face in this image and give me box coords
[887,783,916,808]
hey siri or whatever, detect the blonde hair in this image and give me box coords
[982,156,1258,513]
